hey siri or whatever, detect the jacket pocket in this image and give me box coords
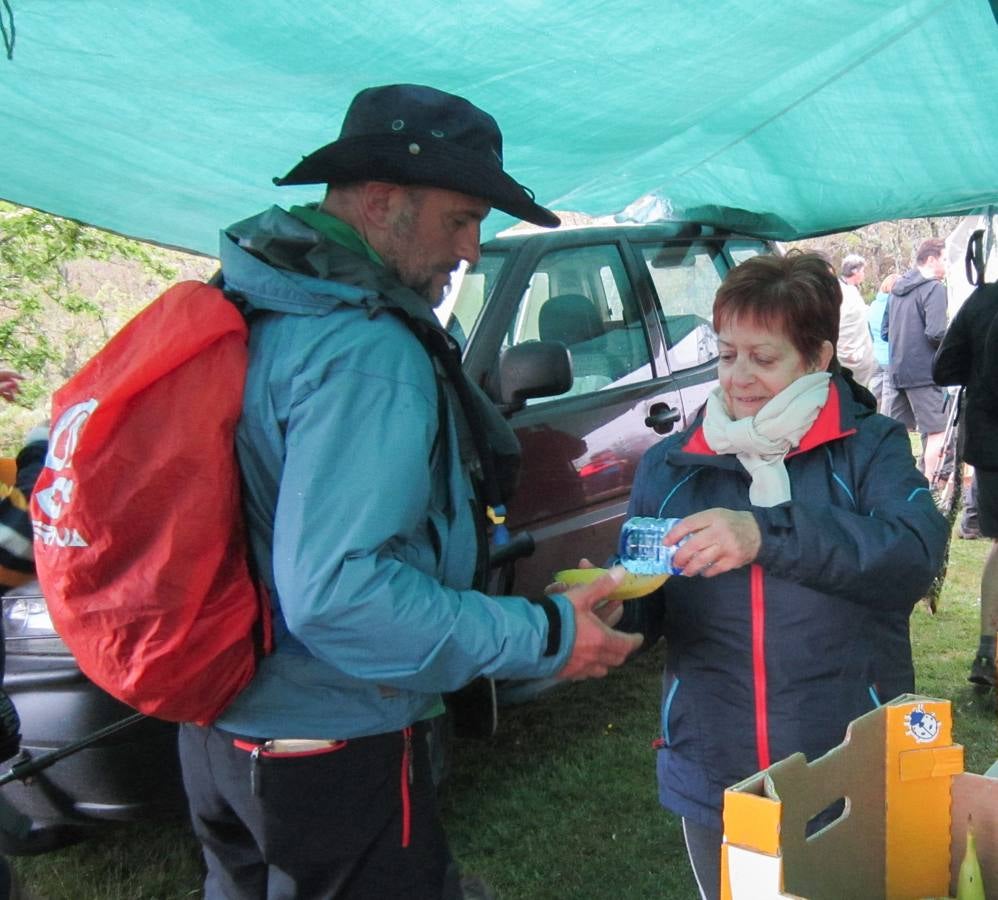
[660,676,681,747]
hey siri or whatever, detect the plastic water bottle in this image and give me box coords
[619,516,688,575]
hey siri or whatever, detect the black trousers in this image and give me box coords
[179,721,457,899]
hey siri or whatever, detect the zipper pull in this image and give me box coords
[400,727,414,849]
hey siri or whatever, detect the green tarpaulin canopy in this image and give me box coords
[2,0,997,254]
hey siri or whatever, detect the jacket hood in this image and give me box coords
[891,268,937,297]
[219,206,385,317]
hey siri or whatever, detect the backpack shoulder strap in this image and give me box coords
[386,306,511,547]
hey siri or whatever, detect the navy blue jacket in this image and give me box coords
[628,376,947,829]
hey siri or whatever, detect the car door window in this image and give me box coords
[503,244,653,403]
[440,252,509,349]
[639,242,726,373]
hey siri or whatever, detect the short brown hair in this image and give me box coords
[713,252,840,368]
[916,238,945,265]
[879,273,898,294]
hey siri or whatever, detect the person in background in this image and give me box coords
[0,369,48,900]
[959,474,982,541]
[177,84,641,900]
[836,254,876,388]
[867,273,897,412]
[0,371,21,404]
[933,276,998,691]
[881,238,950,483]
[0,424,48,596]
[626,253,947,900]
[0,368,47,646]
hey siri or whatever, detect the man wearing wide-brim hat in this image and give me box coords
[177,83,641,899]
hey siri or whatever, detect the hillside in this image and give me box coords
[0,202,216,453]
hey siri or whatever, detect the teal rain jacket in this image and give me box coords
[213,207,575,739]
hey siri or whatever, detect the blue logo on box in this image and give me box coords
[904,704,940,743]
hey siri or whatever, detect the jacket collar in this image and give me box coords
[676,375,860,464]
[219,206,444,337]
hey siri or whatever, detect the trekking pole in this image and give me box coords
[929,388,960,490]
[0,712,146,788]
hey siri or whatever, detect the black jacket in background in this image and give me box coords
[933,282,998,471]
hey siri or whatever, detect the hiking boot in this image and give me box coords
[968,655,996,688]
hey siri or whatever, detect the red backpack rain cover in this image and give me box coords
[30,281,271,725]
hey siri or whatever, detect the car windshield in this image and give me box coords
[438,251,509,349]
[725,240,770,267]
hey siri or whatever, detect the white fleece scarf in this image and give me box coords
[701,371,832,507]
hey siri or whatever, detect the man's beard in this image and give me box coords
[404,270,447,306]
[383,196,453,305]
[393,265,449,306]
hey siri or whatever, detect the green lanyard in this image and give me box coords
[287,205,384,266]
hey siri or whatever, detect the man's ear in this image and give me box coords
[358,181,403,230]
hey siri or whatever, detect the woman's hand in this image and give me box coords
[667,509,762,578]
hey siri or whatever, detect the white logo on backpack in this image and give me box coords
[32,398,96,548]
[34,476,74,519]
[46,399,97,474]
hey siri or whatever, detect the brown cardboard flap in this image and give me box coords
[722,697,961,899]
[765,704,887,899]
[897,744,964,781]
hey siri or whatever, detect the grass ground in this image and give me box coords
[9,525,996,899]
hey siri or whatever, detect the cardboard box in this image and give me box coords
[720,695,997,899]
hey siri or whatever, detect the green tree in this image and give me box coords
[788,216,962,301]
[0,202,213,452]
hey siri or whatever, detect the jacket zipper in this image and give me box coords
[750,563,771,770]
[401,726,413,848]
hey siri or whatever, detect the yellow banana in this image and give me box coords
[956,826,985,900]
[553,567,669,601]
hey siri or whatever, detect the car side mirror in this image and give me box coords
[495,341,573,413]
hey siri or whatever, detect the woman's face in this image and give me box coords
[716,314,825,420]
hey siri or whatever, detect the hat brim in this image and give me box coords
[274,133,560,228]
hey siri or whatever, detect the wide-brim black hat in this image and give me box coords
[274,84,560,229]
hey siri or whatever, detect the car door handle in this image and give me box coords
[644,403,681,435]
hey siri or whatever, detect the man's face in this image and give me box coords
[847,265,865,286]
[927,255,946,281]
[381,187,490,305]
